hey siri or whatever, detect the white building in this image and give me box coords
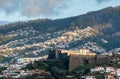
[91,66,105,72]
[80,48,90,53]
[17,55,47,64]
[7,64,22,70]
[106,67,115,73]
[17,58,33,64]
[85,75,96,79]
[117,69,120,76]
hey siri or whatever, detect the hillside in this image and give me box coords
[0,6,120,61]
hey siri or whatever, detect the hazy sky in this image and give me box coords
[0,0,120,22]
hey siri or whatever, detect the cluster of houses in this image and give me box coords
[84,66,120,79]
[17,55,47,64]
[0,55,48,78]
[0,67,51,78]
[0,27,98,58]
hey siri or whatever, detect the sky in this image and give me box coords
[0,0,120,22]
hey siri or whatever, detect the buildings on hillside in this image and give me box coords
[17,55,47,64]
[0,55,48,78]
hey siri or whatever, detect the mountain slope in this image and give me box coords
[0,6,120,59]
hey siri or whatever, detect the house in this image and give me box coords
[106,67,115,73]
[20,70,28,76]
[20,70,34,76]
[85,75,96,79]
[7,64,22,70]
[91,66,105,72]
[17,56,47,64]
[117,69,120,76]
[17,58,33,64]
[9,73,20,78]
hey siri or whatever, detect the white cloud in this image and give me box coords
[0,0,69,17]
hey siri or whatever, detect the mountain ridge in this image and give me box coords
[0,6,120,32]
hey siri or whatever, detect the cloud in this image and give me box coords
[95,0,111,4]
[0,0,69,17]
[0,0,19,14]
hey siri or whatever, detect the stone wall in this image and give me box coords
[69,55,111,71]
[69,55,95,71]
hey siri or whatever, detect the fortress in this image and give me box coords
[48,48,111,71]
[60,48,96,56]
